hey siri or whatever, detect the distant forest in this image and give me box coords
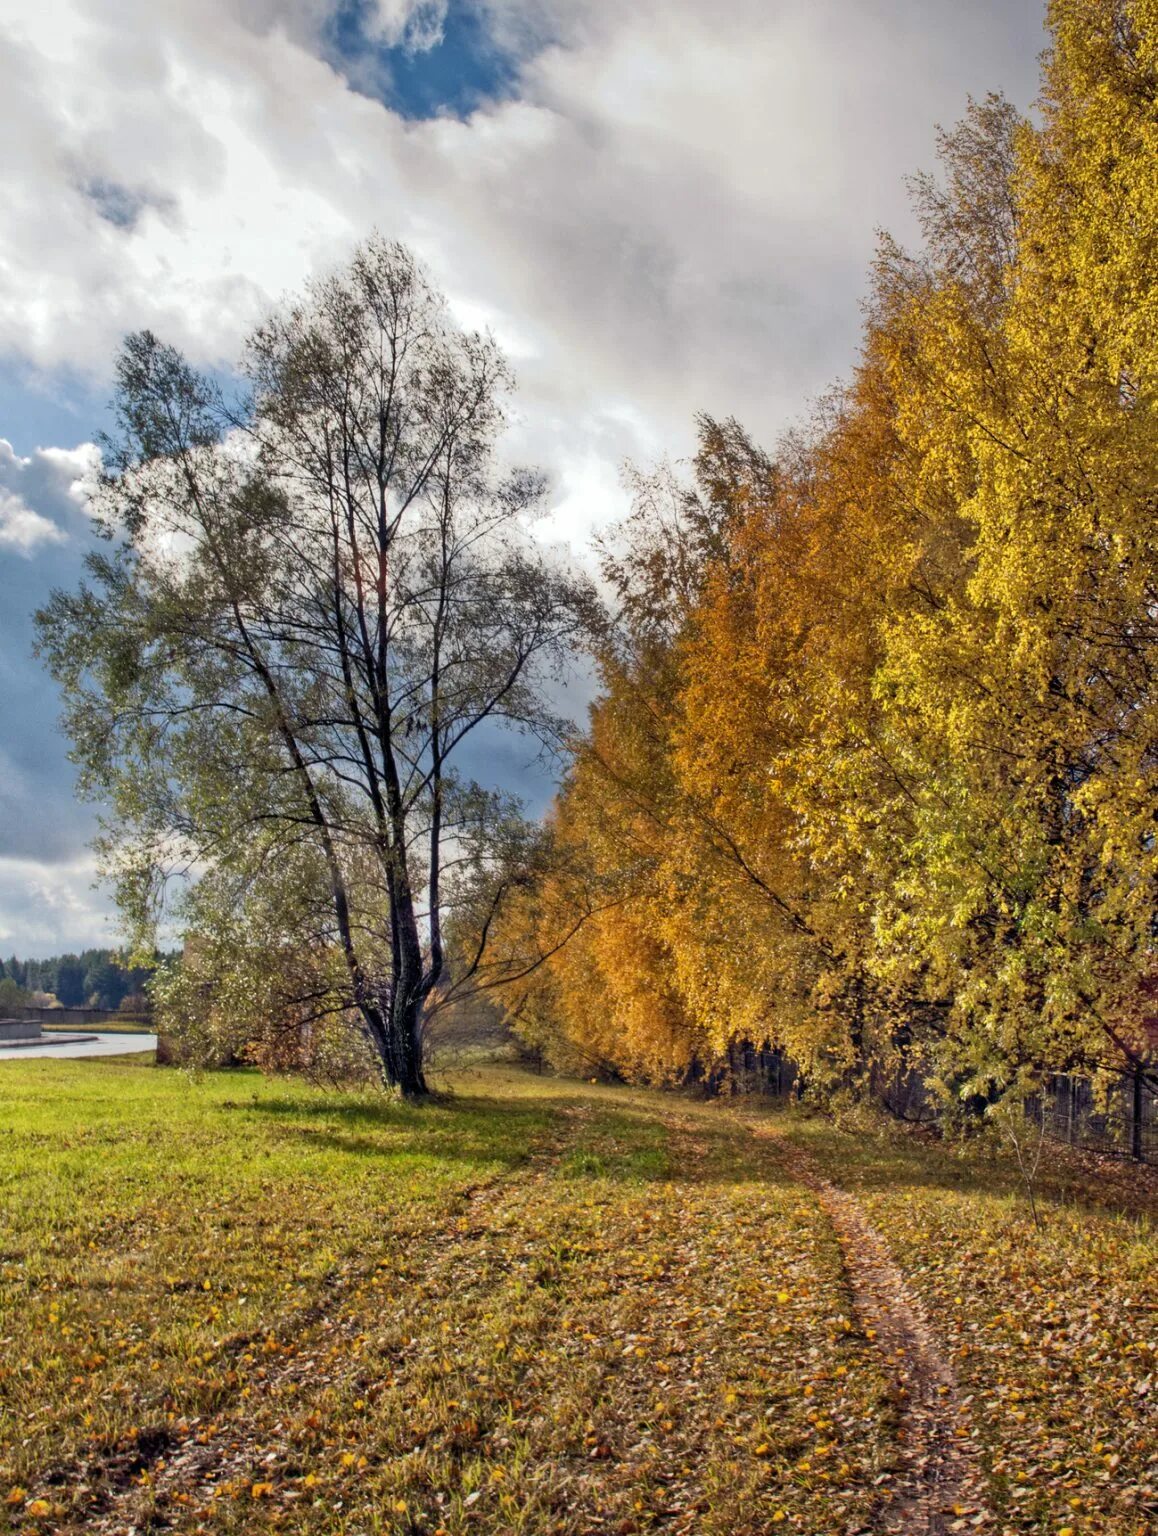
[0,951,171,1010]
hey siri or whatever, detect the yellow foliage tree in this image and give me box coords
[496,0,1156,1107]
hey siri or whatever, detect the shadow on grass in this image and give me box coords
[232,1090,550,1173]
[767,1107,1158,1223]
[236,1081,799,1188]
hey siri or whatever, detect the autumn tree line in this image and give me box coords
[39,0,1154,1106]
[487,0,1158,1114]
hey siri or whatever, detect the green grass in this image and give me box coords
[0,1060,893,1534]
[40,1020,154,1035]
[1,1058,1155,1534]
[0,1059,552,1526]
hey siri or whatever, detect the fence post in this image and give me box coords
[1132,1068,1144,1162]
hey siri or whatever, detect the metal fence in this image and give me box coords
[10,1004,153,1029]
[1024,1070,1158,1165]
[711,1038,1158,1165]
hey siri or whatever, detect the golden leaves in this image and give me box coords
[497,0,1157,1116]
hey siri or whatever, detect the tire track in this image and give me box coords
[753,1125,989,1535]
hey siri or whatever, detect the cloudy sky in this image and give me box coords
[0,0,1047,956]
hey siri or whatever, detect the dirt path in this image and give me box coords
[755,1126,988,1535]
[60,1099,898,1536]
[38,1091,988,1535]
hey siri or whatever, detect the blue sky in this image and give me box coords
[0,0,1047,955]
[323,0,535,118]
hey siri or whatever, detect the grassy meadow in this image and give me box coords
[0,1056,1155,1535]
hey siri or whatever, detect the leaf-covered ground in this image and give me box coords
[1,1059,1155,1535]
[1,1061,893,1534]
[776,1112,1158,1536]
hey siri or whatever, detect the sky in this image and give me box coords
[0,0,1048,957]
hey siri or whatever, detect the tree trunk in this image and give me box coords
[359,993,428,1099]
[388,984,428,1099]
[1068,1077,1078,1145]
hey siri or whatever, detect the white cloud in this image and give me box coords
[371,0,449,52]
[0,488,67,554]
[0,437,106,902]
[0,0,1048,948]
[0,0,1046,456]
[0,439,99,545]
[0,853,118,954]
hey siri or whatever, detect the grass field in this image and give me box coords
[0,1058,1155,1535]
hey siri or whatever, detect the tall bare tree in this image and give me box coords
[38,238,591,1096]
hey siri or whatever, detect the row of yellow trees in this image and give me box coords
[492,0,1157,1108]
